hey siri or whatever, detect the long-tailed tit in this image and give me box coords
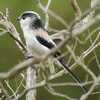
[17,11,86,93]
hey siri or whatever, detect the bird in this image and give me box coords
[17,11,87,93]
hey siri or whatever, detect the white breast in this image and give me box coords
[23,28,50,59]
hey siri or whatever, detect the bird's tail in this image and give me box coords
[58,57,87,93]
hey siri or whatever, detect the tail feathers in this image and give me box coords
[58,58,87,93]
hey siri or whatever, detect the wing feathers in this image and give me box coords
[36,35,55,49]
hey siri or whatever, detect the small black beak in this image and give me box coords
[17,17,20,21]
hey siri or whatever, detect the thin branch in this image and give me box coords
[44,85,76,100]
[67,45,97,80]
[0,81,10,100]
[13,80,46,100]
[0,58,35,80]
[80,82,97,100]
[69,0,82,17]
[38,0,69,29]
[49,81,93,87]
[5,80,17,98]
[44,0,52,29]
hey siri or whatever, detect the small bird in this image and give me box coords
[17,11,86,93]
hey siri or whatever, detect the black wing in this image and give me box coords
[36,35,55,49]
[36,35,60,57]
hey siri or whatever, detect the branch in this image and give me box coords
[0,58,35,80]
[0,82,10,100]
[37,0,69,29]
[44,0,52,29]
[69,0,82,17]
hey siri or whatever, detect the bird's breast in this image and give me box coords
[23,31,50,58]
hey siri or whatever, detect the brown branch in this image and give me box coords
[69,0,81,17]
[0,58,36,80]
[38,1,69,29]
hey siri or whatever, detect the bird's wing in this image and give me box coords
[36,35,55,49]
[36,35,61,57]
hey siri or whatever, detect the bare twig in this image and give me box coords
[38,0,69,29]
[49,81,93,87]
[5,80,17,98]
[67,45,97,80]
[69,0,82,17]
[44,85,76,100]
[0,58,35,80]
[44,0,52,29]
[0,81,10,100]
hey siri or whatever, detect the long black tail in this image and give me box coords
[58,57,87,93]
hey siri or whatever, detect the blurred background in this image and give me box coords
[0,0,100,100]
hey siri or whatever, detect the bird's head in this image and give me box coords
[17,11,43,29]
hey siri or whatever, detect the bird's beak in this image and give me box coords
[17,17,20,21]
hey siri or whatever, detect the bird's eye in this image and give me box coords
[22,17,26,20]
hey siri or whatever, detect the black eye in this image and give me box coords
[22,17,26,20]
